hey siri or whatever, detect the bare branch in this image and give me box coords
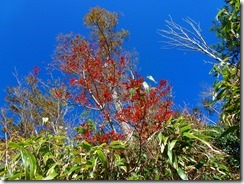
[158,16,225,63]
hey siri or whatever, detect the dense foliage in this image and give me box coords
[210,0,240,128]
[0,117,231,180]
[209,0,240,175]
[0,0,240,180]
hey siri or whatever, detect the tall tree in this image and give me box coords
[54,7,173,143]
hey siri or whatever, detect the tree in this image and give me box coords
[54,7,173,143]
[0,66,71,139]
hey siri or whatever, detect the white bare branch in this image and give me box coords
[158,16,225,63]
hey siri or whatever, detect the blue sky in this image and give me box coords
[0,1,224,116]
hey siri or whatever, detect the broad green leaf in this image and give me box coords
[168,139,177,151]
[92,157,98,172]
[179,125,191,134]
[158,132,163,145]
[20,148,37,180]
[46,163,58,178]
[8,173,22,180]
[67,166,80,177]
[35,174,43,180]
[163,137,169,147]
[54,135,66,141]
[43,172,58,180]
[81,141,92,151]
[27,150,37,179]
[158,133,168,153]
[109,141,127,150]
[177,167,188,180]
[17,141,34,147]
[120,165,127,172]
[95,149,107,166]
[8,142,21,149]
[173,156,178,169]
[183,132,218,153]
[167,140,177,164]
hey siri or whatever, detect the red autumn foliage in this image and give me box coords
[54,7,174,144]
[55,35,173,144]
[116,78,173,142]
[76,121,125,145]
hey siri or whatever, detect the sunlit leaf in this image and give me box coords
[81,141,92,151]
[95,149,107,166]
[147,75,157,83]
[177,167,188,180]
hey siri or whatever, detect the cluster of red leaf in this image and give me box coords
[56,35,173,144]
[116,78,173,142]
[58,36,128,109]
[76,121,125,145]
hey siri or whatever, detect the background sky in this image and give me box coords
[0,0,224,132]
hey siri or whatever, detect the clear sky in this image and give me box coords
[0,1,224,116]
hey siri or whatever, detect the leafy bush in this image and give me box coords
[0,116,235,180]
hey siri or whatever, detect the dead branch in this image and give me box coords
[158,16,225,64]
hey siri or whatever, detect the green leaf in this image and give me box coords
[167,140,177,164]
[92,157,98,172]
[35,174,43,180]
[17,141,34,147]
[8,142,21,149]
[158,132,169,153]
[12,152,21,163]
[216,9,225,21]
[219,125,239,138]
[119,165,127,172]
[8,173,22,180]
[43,172,58,180]
[20,148,37,180]
[109,141,127,150]
[81,141,92,151]
[67,166,80,178]
[177,167,188,180]
[168,139,177,151]
[179,125,191,134]
[45,163,58,178]
[183,132,217,153]
[162,138,168,153]
[95,149,107,166]
[215,89,225,101]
